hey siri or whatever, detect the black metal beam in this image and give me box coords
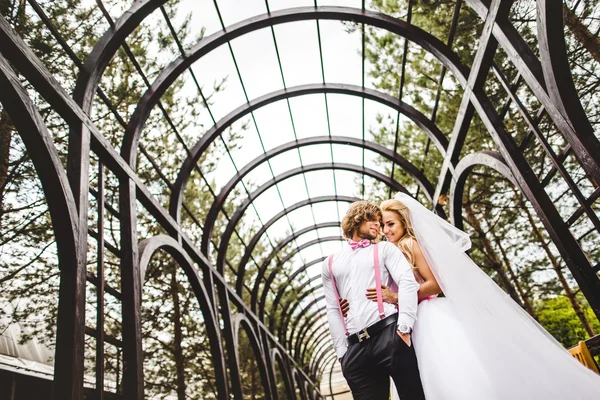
[197,135,437,259]
[0,52,83,400]
[449,151,518,230]
[0,15,320,388]
[137,235,229,398]
[432,0,508,207]
[235,196,358,296]
[214,162,407,279]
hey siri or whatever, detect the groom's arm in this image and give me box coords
[382,243,419,332]
[321,258,348,360]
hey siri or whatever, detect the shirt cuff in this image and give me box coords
[336,344,348,359]
[396,314,416,331]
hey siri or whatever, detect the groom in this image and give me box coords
[322,201,425,399]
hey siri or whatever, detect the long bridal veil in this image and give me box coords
[395,192,600,398]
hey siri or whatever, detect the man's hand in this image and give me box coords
[338,357,343,363]
[366,285,398,303]
[339,298,349,317]
[397,330,411,347]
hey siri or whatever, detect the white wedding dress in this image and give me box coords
[390,193,600,400]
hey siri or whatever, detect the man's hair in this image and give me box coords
[341,201,382,239]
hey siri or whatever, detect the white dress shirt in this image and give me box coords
[321,241,419,359]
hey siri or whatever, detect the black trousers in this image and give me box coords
[341,323,426,400]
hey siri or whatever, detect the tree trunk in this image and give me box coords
[0,110,12,230]
[464,202,525,307]
[518,196,596,336]
[490,227,538,320]
[170,266,186,400]
[563,3,600,63]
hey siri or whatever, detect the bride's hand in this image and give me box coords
[366,285,398,303]
[397,330,412,347]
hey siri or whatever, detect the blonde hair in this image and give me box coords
[380,199,417,266]
[341,201,382,239]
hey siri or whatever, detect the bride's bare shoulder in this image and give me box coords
[402,237,423,255]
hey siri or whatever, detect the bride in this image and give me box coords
[342,193,600,399]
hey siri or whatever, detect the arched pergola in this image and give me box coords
[1,1,599,399]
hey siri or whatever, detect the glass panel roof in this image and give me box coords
[139,0,454,390]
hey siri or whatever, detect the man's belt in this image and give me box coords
[347,313,398,345]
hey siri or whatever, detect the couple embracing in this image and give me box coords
[322,193,600,400]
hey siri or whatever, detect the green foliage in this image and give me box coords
[537,294,600,348]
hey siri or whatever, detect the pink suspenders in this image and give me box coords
[328,243,385,336]
[373,244,385,319]
[328,254,348,336]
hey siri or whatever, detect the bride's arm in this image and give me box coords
[366,239,441,302]
[366,285,398,303]
[411,239,441,300]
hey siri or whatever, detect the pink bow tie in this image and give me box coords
[349,239,371,250]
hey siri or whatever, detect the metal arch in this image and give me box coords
[295,311,329,357]
[0,16,322,390]
[123,5,468,169]
[255,237,343,317]
[287,310,327,360]
[232,313,273,400]
[449,151,518,230]
[277,286,324,344]
[251,222,340,311]
[313,352,337,385]
[293,307,327,358]
[6,0,600,390]
[310,343,337,382]
[288,299,327,355]
[536,0,600,184]
[325,356,339,399]
[299,318,330,359]
[268,257,327,333]
[137,235,229,399]
[464,0,600,184]
[293,369,310,400]
[0,54,83,399]
[277,280,325,348]
[314,349,336,378]
[466,70,600,315]
[279,286,324,346]
[197,135,437,257]
[459,0,600,317]
[168,86,446,231]
[305,326,334,368]
[236,196,359,295]
[307,335,332,377]
[71,0,166,112]
[257,240,342,321]
[215,162,408,276]
[270,348,295,400]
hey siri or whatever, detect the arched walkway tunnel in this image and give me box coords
[0,1,599,399]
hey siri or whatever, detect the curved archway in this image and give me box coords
[233,314,272,400]
[235,196,358,295]
[215,163,408,277]
[270,348,295,400]
[121,6,469,170]
[449,151,518,229]
[194,135,436,255]
[2,0,600,397]
[251,222,339,314]
[255,239,340,318]
[137,235,228,398]
[268,257,327,332]
[0,55,82,398]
